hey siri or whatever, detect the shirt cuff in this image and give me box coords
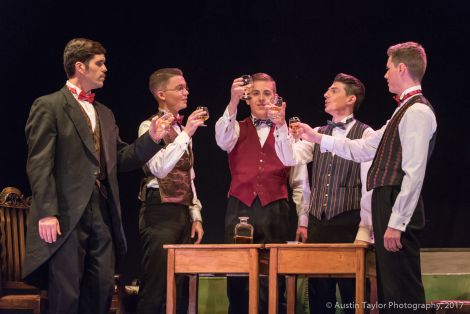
[388,212,410,231]
[320,134,334,153]
[297,212,309,227]
[274,123,289,139]
[174,130,191,147]
[355,225,374,243]
[223,107,237,121]
[189,208,202,223]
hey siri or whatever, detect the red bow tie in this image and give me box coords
[174,115,184,125]
[159,112,184,125]
[68,86,95,103]
[393,89,422,105]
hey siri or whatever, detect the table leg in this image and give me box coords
[248,248,260,314]
[166,248,176,314]
[268,248,278,314]
[355,248,365,314]
[286,275,297,314]
[188,274,198,314]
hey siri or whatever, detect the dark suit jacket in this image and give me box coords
[22,86,162,288]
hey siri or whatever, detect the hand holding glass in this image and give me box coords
[270,94,283,113]
[158,112,174,130]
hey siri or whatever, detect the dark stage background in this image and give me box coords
[1,1,469,283]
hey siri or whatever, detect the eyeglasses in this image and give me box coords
[162,85,189,93]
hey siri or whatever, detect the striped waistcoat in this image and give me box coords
[367,95,436,190]
[309,120,369,220]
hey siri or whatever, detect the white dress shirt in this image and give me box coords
[215,107,311,227]
[319,86,437,231]
[139,114,202,222]
[66,81,96,131]
[274,114,374,243]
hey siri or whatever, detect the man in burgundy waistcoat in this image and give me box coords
[215,73,310,314]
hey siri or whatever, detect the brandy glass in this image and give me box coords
[270,94,283,112]
[241,75,252,101]
[157,112,174,130]
[196,106,209,126]
[289,116,301,138]
[233,217,254,244]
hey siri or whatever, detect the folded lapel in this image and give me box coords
[94,102,114,173]
[61,86,99,163]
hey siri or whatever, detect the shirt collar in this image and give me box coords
[398,85,422,101]
[66,81,83,96]
[337,113,354,124]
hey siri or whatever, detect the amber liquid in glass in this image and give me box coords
[233,235,253,244]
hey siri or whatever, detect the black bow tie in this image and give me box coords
[253,118,273,128]
[327,117,353,130]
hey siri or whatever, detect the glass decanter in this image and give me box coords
[233,217,254,244]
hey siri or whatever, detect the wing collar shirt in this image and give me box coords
[66,81,96,131]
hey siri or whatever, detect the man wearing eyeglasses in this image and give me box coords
[136,68,205,314]
[215,73,310,314]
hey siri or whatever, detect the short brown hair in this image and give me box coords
[148,68,184,97]
[251,73,277,93]
[333,73,365,111]
[387,41,427,82]
[63,38,106,78]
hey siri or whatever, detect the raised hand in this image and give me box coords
[267,101,286,126]
[183,108,206,137]
[149,113,174,142]
[228,77,251,114]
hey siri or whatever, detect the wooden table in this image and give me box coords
[265,243,373,314]
[164,244,264,314]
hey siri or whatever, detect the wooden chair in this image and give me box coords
[0,187,41,313]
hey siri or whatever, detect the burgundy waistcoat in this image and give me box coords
[228,118,290,207]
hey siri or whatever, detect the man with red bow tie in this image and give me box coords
[137,68,205,314]
[293,42,437,312]
[23,38,167,314]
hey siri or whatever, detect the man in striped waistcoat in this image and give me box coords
[296,42,437,313]
[272,73,374,313]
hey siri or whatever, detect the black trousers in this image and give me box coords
[307,210,360,314]
[136,188,191,314]
[225,196,290,314]
[48,186,115,314]
[372,186,426,314]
